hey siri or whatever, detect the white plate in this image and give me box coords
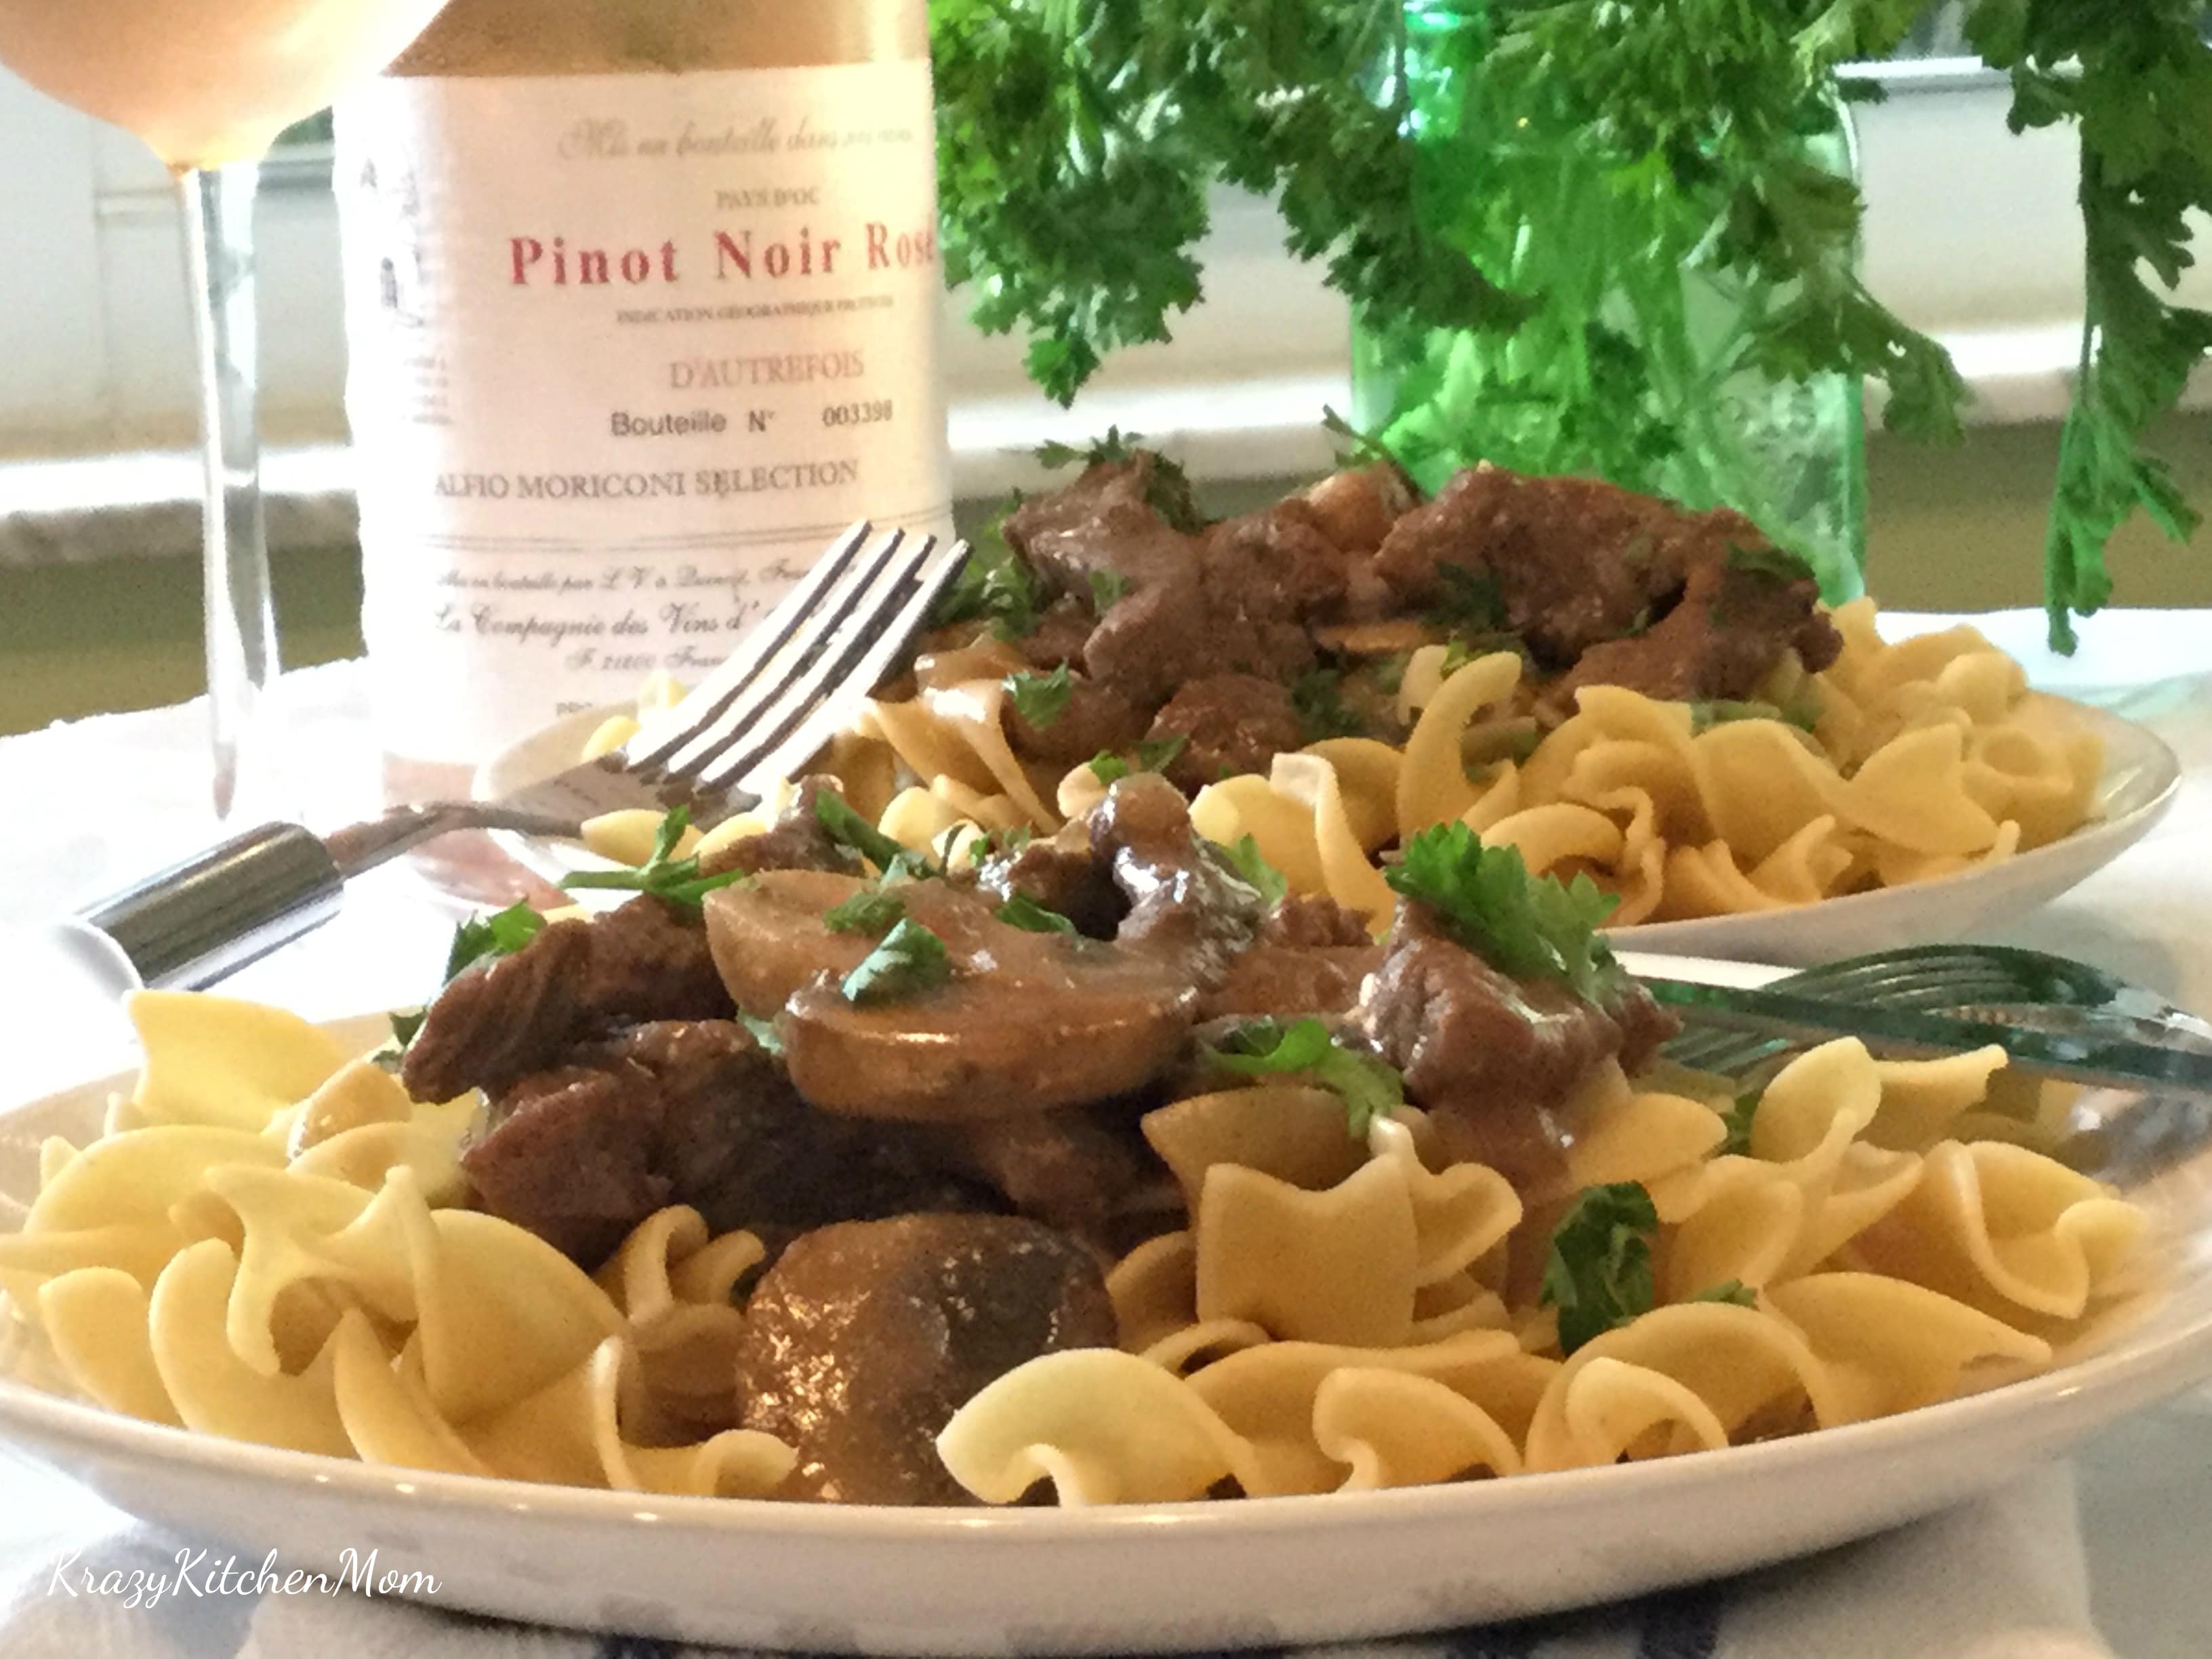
[4,979,2212,1654]
[475,700,2181,964]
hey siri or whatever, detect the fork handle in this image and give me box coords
[76,821,344,991]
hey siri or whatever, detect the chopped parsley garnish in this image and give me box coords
[994,894,1078,935]
[445,900,547,980]
[1204,1017,1404,1139]
[1290,670,1364,742]
[1220,834,1288,907]
[1689,1280,1757,1308]
[1724,542,1819,586]
[840,918,953,1005]
[813,790,918,876]
[1033,428,1202,530]
[386,1010,426,1052]
[1690,697,1820,735]
[560,808,750,911]
[737,1012,785,1057]
[1717,1089,1761,1158]
[390,899,549,1050]
[1136,732,1189,773]
[1384,824,1623,1004]
[1426,563,1507,631]
[1320,404,1396,468]
[1088,732,1187,785]
[1088,569,1132,612]
[823,889,907,936]
[928,502,1039,640]
[1539,1183,1659,1355]
[1004,662,1074,729]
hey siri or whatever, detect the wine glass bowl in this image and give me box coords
[0,0,452,819]
[0,0,452,170]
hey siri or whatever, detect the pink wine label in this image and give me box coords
[336,60,953,764]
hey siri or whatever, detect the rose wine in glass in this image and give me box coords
[0,0,452,818]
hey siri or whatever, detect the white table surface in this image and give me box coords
[3,613,2212,1655]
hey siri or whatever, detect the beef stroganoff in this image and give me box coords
[0,762,2153,1507]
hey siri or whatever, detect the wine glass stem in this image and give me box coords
[180,161,279,822]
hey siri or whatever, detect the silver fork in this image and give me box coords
[1658,943,2212,1180]
[66,523,969,993]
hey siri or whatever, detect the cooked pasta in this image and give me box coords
[0,992,794,1500]
[796,601,2102,931]
[0,979,2156,1509]
[939,1034,2151,1504]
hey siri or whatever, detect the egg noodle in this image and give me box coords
[0,983,2153,1504]
[577,600,2103,933]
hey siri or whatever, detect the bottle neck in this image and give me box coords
[388,0,927,76]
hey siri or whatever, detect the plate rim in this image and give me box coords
[4,989,2211,1542]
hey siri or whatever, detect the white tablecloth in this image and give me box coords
[1,609,2209,1658]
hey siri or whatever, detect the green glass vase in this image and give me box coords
[1351,4,1868,602]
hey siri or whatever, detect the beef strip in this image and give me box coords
[954,1108,1158,1242]
[1088,773,1267,982]
[401,895,733,1105]
[1010,595,1099,674]
[1555,551,1843,705]
[1005,667,1151,769]
[1144,674,1305,792]
[1000,455,1195,600]
[462,1018,991,1267]
[1265,893,1378,947]
[735,1214,1116,1504]
[698,777,865,879]
[1360,903,1677,1189]
[1197,944,1382,1021]
[979,830,1128,940]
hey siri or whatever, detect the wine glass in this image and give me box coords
[0,0,452,819]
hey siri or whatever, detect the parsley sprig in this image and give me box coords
[1204,1017,1405,1139]
[823,889,907,936]
[840,918,954,1005]
[994,894,1079,936]
[388,901,548,1050]
[1540,1183,1660,1355]
[1384,824,1623,1004]
[1220,834,1289,907]
[1087,733,1188,785]
[928,501,1039,640]
[814,791,922,877]
[1004,662,1073,729]
[560,808,749,911]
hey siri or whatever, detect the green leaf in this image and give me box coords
[823,889,907,936]
[1717,1089,1762,1158]
[840,918,953,1005]
[1690,697,1820,735]
[1037,426,1142,469]
[1384,824,1623,1004]
[1426,564,1507,631]
[1088,750,1132,785]
[1220,834,1289,907]
[994,894,1079,935]
[1539,1183,1660,1355]
[387,1009,426,1051]
[1290,670,1365,743]
[1135,733,1189,773]
[443,900,548,981]
[1688,1279,1758,1307]
[737,1012,785,1056]
[929,501,1040,640]
[1089,569,1133,611]
[1204,1017,1406,1139]
[1004,662,1075,729]
[560,811,750,912]
[813,790,917,876]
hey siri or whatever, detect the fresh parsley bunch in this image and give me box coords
[929,0,2212,647]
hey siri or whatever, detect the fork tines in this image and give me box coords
[620,522,968,804]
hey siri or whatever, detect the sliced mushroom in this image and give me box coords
[702,869,876,1019]
[736,1213,1116,1504]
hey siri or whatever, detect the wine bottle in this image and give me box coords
[333,0,951,807]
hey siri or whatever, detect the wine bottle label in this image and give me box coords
[334,60,953,766]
